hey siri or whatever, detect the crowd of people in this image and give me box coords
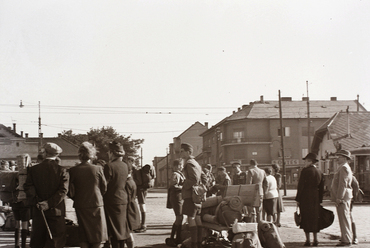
[0,141,155,248]
[0,142,363,248]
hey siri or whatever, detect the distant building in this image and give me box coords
[154,121,208,187]
[0,124,79,167]
[200,96,366,188]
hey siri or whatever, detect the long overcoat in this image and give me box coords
[295,165,324,232]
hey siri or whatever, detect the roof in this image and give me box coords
[228,100,365,121]
[26,137,79,156]
[0,124,22,138]
[201,99,366,136]
[175,121,207,139]
[312,111,370,152]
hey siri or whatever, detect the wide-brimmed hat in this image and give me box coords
[335,149,352,160]
[108,141,125,156]
[303,152,318,163]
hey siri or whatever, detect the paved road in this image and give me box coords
[1,189,370,247]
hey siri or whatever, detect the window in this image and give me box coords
[278,127,290,137]
[219,132,223,141]
[302,127,315,136]
[233,128,244,142]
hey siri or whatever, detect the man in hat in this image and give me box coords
[232,162,247,185]
[246,159,267,222]
[24,143,69,248]
[180,142,203,248]
[331,150,353,246]
[103,141,130,248]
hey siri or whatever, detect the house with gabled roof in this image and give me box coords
[200,96,366,188]
[0,124,79,167]
[154,121,208,187]
[311,111,370,173]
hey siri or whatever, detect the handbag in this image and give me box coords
[294,207,301,226]
[319,206,334,230]
[192,184,207,204]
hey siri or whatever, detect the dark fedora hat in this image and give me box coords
[303,152,318,163]
[108,141,125,156]
[335,149,352,160]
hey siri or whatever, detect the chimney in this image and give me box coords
[238,107,241,111]
[233,111,236,114]
[330,97,337,101]
[204,122,208,129]
[13,123,16,133]
[21,131,23,137]
[281,97,292,101]
[25,133,28,138]
[58,133,62,138]
[260,95,264,103]
[39,133,43,138]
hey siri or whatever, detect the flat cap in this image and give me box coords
[44,143,63,155]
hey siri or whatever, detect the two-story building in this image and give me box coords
[200,96,366,188]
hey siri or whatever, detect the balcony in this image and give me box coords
[221,137,271,146]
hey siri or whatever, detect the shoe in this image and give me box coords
[336,242,351,246]
[353,238,358,245]
[312,241,319,246]
[304,241,311,246]
[276,223,281,227]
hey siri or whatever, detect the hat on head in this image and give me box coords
[181,143,193,153]
[336,150,352,160]
[108,141,125,156]
[44,143,63,155]
[303,152,318,163]
[250,159,258,166]
[205,164,212,170]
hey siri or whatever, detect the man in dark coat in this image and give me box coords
[103,141,130,248]
[23,143,69,248]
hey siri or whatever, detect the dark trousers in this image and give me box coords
[30,210,66,248]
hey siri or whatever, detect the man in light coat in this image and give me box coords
[246,159,267,222]
[331,150,353,247]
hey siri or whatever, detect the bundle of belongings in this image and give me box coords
[179,184,285,248]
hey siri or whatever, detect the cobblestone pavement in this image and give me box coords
[1,189,370,248]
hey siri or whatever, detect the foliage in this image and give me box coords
[61,126,144,162]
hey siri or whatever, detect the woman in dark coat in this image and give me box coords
[295,153,324,247]
[68,142,108,248]
[125,163,140,248]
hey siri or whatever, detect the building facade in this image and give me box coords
[200,96,366,188]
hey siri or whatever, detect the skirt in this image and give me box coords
[104,204,130,240]
[182,198,201,217]
[75,207,108,243]
[276,190,285,212]
[263,198,277,216]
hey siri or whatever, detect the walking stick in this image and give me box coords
[40,209,53,240]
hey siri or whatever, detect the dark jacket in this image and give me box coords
[295,165,324,232]
[103,158,128,205]
[68,162,107,208]
[23,159,69,217]
[181,157,202,199]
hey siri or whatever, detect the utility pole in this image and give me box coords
[38,101,43,153]
[278,90,287,196]
[306,81,311,152]
[166,148,169,189]
[141,148,143,167]
[216,127,220,167]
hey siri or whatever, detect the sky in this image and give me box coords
[1,1,369,165]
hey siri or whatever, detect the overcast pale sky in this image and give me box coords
[1,1,369,164]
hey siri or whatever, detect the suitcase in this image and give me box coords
[65,222,80,247]
[258,221,285,248]
[232,231,262,248]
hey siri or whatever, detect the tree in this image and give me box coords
[61,126,144,162]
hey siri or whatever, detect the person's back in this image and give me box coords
[104,159,128,205]
[265,174,278,199]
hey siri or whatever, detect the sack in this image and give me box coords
[0,171,19,203]
[216,199,244,227]
[319,206,334,230]
[192,184,207,204]
[232,220,258,234]
[140,164,155,189]
[258,221,284,248]
[294,207,301,226]
[232,231,262,248]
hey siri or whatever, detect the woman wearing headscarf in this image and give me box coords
[68,142,108,248]
[295,153,324,247]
